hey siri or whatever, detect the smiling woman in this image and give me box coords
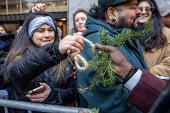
[138,1,154,26]
[32,24,55,47]
[3,11,83,113]
[137,0,170,77]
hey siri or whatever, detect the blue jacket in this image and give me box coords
[77,16,149,113]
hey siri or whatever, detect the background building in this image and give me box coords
[67,0,97,35]
[0,0,167,36]
[67,0,165,35]
[0,0,67,38]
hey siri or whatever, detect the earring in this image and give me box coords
[109,16,117,25]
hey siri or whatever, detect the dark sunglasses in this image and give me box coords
[138,7,154,13]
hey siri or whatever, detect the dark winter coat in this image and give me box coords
[6,42,77,113]
[0,33,15,93]
[76,16,149,113]
[0,33,15,112]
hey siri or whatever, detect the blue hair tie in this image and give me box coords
[28,16,56,38]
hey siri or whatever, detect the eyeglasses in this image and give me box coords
[138,7,154,13]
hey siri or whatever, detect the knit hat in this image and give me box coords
[159,2,170,16]
[28,16,56,38]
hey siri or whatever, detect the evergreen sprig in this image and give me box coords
[91,108,99,113]
[78,20,152,93]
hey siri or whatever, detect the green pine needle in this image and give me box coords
[91,108,99,113]
[78,20,152,93]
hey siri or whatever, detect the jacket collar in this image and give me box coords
[84,16,124,37]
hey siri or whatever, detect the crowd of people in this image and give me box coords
[0,0,170,113]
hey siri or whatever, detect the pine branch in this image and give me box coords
[78,20,152,92]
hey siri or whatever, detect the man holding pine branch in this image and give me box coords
[76,0,167,113]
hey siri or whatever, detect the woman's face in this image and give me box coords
[74,12,87,33]
[0,27,6,34]
[162,13,170,28]
[138,1,153,25]
[32,24,55,47]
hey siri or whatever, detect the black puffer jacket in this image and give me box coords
[6,42,77,113]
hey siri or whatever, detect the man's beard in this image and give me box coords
[116,15,144,31]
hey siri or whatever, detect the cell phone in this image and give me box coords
[28,86,46,95]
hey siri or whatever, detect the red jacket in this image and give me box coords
[126,69,166,113]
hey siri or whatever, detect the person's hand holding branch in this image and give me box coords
[95,43,132,79]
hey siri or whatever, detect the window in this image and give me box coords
[0,0,67,14]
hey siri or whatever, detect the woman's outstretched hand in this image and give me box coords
[59,35,84,55]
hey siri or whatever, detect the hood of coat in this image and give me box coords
[0,33,15,49]
[0,33,15,56]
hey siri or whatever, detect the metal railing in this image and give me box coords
[0,99,92,113]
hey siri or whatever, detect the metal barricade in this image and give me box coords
[0,99,92,113]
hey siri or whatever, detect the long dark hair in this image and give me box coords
[138,0,167,52]
[4,11,68,82]
[71,9,88,34]
[0,25,7,33]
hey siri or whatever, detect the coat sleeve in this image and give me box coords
[125,69,166,113]
[6,42,67,84]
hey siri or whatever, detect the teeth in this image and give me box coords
[140,16,147,17]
